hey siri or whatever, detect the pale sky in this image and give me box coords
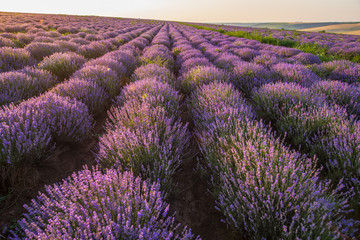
[1,0,360,23]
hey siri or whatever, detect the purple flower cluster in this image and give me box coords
[50,78,110,115]
[0,47,35,72]
[98,77,188,194]
[22,92,94,143]
[38,52,86,80]
[311,80,360,117]
[25,42,63,61]
[0,104,52,165]
[179,65,230,94]
[72,65,121,97]
[141,44,175,70]
[84,55,127,79]
[231,61,276,96]
[310,60,360,84]
[0,68,58,105]
[189,81,356,239]
[13,168,196,239]
[131,63,176,84]
[253,82,360,209]
[115,78,182,117]
[272,62,321,87]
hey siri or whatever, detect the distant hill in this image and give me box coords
[213,22,360,31]
[300,23,360,35]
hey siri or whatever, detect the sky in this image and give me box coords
[1,0,360,23]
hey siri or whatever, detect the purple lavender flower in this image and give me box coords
[188,81,355,239]
[98,102,189,194]
[214,53,242,71]
[273,46,301,57]
[141,44,174,70]
[179,66,230,94]
[25,42,63,61]
[188,82,254,132]
[0,47,35,72]
[233,47,260,61]
[311,80,360,117]
[180,57,212,74]
[272,62,321,87]
[310,60,360,84]
[50,78,109,115]
[0,36,16,48]
[38,52,86,80]
[0,104,52,165]
[72,65,122,97]
[252,82,326,123]
[13,168,196,239]
[104,49,138,76]
[77,41,110,59]
[232,61,277,96]
[253,52,282,67]
[20,92,94,143]
[115,78,182,116]
[84,55,127,79]
[290,52,321,65]
[131,63,175,84]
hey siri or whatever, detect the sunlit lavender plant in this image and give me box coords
[38,52,86,80]
[12,168,197,239]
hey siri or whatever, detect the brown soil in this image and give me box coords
[0,112,108,230]
[169,151,240,240]
[168,105,242,240]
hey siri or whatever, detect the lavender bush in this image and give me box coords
[115,78,182,117]
[25,42,62,61]
[231,61,276,96]
[309,60,360,84]
[0,104,52,165]
[0,47,35,72]
[179,66,230,94]
[50,78,109,115]
[72,65,121,97]
[97,102,189,194]
[84,56,127,78]
[13,168,196,239]
[131,63,176,84]
[21,93,94,143]
[189,81,357,239]
[252,82,326,123]
[38,52,86,80]
[272,62,321,87]
[311,80,360,117]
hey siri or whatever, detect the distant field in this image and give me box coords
[300,22,360,35]
[213,22,359,30]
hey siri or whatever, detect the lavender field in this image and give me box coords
[0,12,360,239]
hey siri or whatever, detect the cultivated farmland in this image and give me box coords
[0,12,359,239]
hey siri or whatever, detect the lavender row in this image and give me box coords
[0,25,163,166]
[188,81,357,239]
[252,82,360,209]
[8,24,197,239]
[0,25,156,106]
[188,22,360,63]
[169,24,359,238]
[11,167,195,239]
[0,20,156,73]
[178,23,360,213]
[97,24,190,195]
[174,25,360,119]
[178,24,360,85]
